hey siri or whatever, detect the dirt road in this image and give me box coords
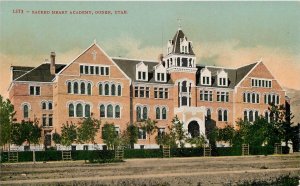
[1,154,300,185]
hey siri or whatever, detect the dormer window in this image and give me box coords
[217,69,228,87]
[200,67,211,86]
[180,37,190,54]
[154,63,167,82]
[136,62,148,81]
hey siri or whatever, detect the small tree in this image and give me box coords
[0,95,16,150]
[77,117,100,144]
[61,123,77,149]
[52,132,61,149]
[187,134,207,148]
[141,118,157,145]
[121,124,138,149]
[170,116,187,148]
[217,125,235,145]
[102,123,119,150]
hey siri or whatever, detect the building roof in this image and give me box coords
[14,63,66,82]
[112,58,173,84]
[170,29,195,55]
[11,66,35,80]
[196,62,257,88]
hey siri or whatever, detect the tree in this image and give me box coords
[102,123,119,150]
[141,118,157,145]
[0,95,16,149]
[120,124,138,149]
[77,117,100,144]
[61,123,77,149]
[187,134,207,148]
[170,116,187,148]
[217,125,235,145]
[52,132,61,149]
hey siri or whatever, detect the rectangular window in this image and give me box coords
[165,88,168,99]
[100,67,104,75]
[85,66,89,74]
[154,87,168,99]
[157,128,165,138]
[135,86,150,98]
[95,66,99,75]
[146,87,150,98]
[154,88,158,98]
[90,66,94,74]
[105,67,109,75]
[161,73,165,81]
[142,72,146,80]
[140,87,145,98]
[200,90,213,101]
[138,128,146,139]
[134,86,139,97]
[80,65,84,74]
[29,86,40,96]
[138,72,141,80]
[157,73,160,81]
[48,114,53,126]
[42,114,47,126]
[217,91,229,102]
[30,86,35,95]
[159,88,164,98]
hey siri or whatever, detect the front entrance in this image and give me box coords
[188,121,200,138]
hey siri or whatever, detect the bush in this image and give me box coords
[215,147,241,156]
[124,149,162,158]
[87,150,115,163]
[171,148,203,157]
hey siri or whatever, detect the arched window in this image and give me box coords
[272,95,276,103]
[23,105,29,118]
[244,110,248,121]
[99,84,103,95]
[207,109,211,120]
[218,110,222,121]
[162,107,167,119]
[48,102,53,110]
[137,106,141,121]
[276,95,279,105]
[107,104,113,118]
[74,82,78,94]
[69,104,74,117]
[143,107,148,119]
[117,85,122,96]
[252,93,255,103]
[67,82,72,93]
[224,110,228,122]
[265,111,269,120]
[247,93,251,103]
[42,102,47,110]
[255,111,259,121]
[87,83,91,95]
[81,82,85,94]
[105,84,109,95]
[256,94,260,103]
[264,94,267,104]
[115,105,120,118]
[249,110,253,122]
[111,84,116,96]
[181,81,187,92]
[85,104,90,117]
[268,94,271,104]
[76,104,83,117]
[243,93,246,102]
[156,107,160,119]
[100,105,105,117]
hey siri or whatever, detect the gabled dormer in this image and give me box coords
[180,37,190,54]
[154,63,167,82]
[217,69,228,87]
[136,61,148,81]
[200,67,211,86]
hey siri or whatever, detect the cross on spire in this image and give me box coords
[177,18,182,30]
[92,50,97,61]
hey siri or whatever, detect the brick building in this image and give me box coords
[8,28,285,150]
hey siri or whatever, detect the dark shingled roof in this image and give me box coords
[11,66,34,80]
[112,58,173,84]
[15,63,66,82]
[196,62,257,88]
[170,29,195,55]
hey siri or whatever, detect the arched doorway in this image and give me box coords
[188,121,200,138]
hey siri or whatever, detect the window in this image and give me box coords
[249,110,253,122]
[218,77,227,86]
[42,102,47,110]
[48,102,52,110]
[200,90,213,101]
[100,105,105,117]
[143,107,148,120]
[99,84,103,95]
[137,106,142,121]
[244,110,259,122]
[74,82,78,94]
[158,128,165,139]
[107,104,113,118]
[138,128,146,139]
[76,104,83,117]
[244,110,248,121]
[218,109,228,122]
[264,93,279,105]
[252,78,272,88]
[206,109,211,120]
[67,82,72,93]
[217,92,229,102]
[162,107,167,119]
[156,72,166,82]
[105,84,109,95]
[115,105,120,118]
[80,82,85,94]
[182,81,187,92]
[156,107,160,119]
[29,86,40,95]
[134,86,150,98]
[48,114,53,126]
[111,84,116,96]
[87,83,91,95]
[243,92,260,104]
[69,104,74,117]
[136,105,148,121]
[42,114,47,126]
[85,104,90,117]
[23,104,29,118]
[154,87,168,99]
[117,85,122,96]
[80,65,109,76]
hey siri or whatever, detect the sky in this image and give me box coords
[1,1,300,98]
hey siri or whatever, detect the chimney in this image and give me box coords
[50,52,56,75]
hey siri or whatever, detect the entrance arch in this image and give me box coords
[188,121,200,138]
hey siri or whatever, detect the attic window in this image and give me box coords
[218,77,227,86]
[217,69,228,87]
[156,73,166,82]
[138,71,147,81]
